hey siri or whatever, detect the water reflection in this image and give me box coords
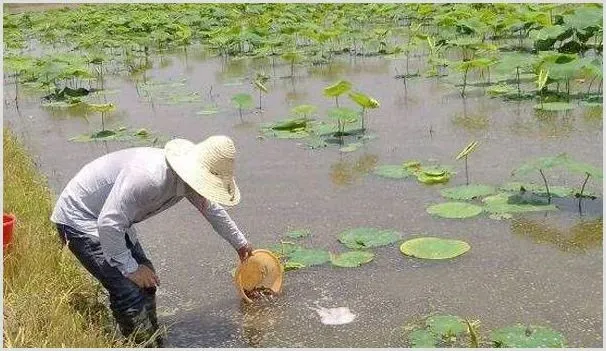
[510,216,603,252]
[582,105,603,129]
[330,153,378,186]
[509,109,576,138]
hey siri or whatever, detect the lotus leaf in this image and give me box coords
[291,104,317,116]
[533,102,575,111]
[348,91,380,109]
[455,141,479,160]
[440,184,497,200]
[285,229,311,239]
[196,107,220,115]
[403,160,422,171]
[426,315,467,337]
[254,79,268,93]
[338,227,400,249]
[490,324,566,348]
[400,237,471,259]
[328,107,359,123]
[330,251,375,268]
[408,329,438,348]
[287,248,330,267]
[268,242,301,257]
[284,262,306,272]
[373,165,413,179]
[483,193,558,214]
[324,80,352,97]
[417,169,451,184]
[426,202,483,219]
[270,117,311,131]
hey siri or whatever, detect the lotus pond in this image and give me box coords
[3,3,603,348]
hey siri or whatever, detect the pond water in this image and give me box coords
[3,46,603,347]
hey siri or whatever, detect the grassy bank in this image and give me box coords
[2,128,122,347]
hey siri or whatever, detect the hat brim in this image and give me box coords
[165,138,241,206]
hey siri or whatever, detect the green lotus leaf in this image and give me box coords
[440,184,497,200]
[373,165,413,179]
[400,237,471,259]
[284,262,306,272]
[338,227,400,249]
[490,324,566,348]
[533,102,575,111]
[324,80,352,97]
[348,91,380,109]
[483,193,558,214]
[455,140,479,160]
[427,202,483,219]
[408,329,438,348]
[268,242,301,257]
[330,251,375,268]
[426,315,467,337]
[254,79,268,93]
[328,107,359,123]
[285,229,311,239]
[417,172,451,184]
[86,102,115,113]
[287,248,330,267]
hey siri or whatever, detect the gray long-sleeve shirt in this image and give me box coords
[50,147,248,276]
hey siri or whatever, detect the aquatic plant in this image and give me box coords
[455,140,479,185]
[426,202,483,219]
[535,68,549,110]
[330,251,374,268]
[348,91,380,131]
[337,227,400,249]
[400,237,471,260]
[323,80,352,108]
[231,93,253,122]
[490,324,566,348]
[327,107,358,144]
[252,73,269,109]
[440,184,496,201]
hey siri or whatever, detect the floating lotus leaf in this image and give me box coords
[426,315,467,337]
[287,248,330,267]
[440,184,496,200]
[373,165,413,179]
[417,172,451,184]
[490,324,566,348]
[483,193,558,214]
[408,329,438,348]
[330,251,375,268]
[324,80,352,97]
[284,262,306,271]
[285,229,310,239]
[533,102,575,111]
[455,140,479,160]
[338,227,400,249]
[268,242,301,257]
[426,202,483,219]
[86,102,116,113]
[400,237,471,259]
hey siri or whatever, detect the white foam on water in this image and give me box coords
[311,306,356,325]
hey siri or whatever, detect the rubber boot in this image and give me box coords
[114,305,157,347]
[144,291,163,347]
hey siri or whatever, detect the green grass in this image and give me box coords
[2,128,124,347]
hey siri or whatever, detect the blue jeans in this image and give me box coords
[56,224,159,343]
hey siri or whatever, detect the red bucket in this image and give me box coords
[3,213,16,252]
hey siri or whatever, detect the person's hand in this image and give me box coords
[126,264,160,288]
[237,243,254,262]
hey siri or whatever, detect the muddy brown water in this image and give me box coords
[3,47,603,347]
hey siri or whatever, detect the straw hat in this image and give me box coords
[165,136,241,206]
[234,249,284,303]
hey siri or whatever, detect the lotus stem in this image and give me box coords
[587,76,596,94]
[101,112,105,132]
[516,67,521,97]
[461,66,469,97]
[335,96,339,108]
[239,108,243,122]
[258,90,262,110]
[539,168,551,202]
[465,156,469,185]
[361,107,366,131]
[578,172,590,200]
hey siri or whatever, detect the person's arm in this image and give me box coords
[186,190,252,260]
[97,169,158,277]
